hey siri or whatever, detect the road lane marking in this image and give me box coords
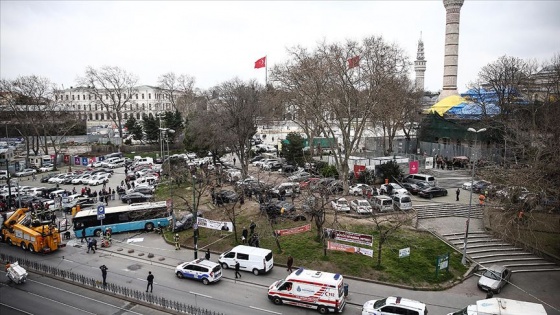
[0,303,34,315]
[249,306,282,314]
[188,291,213,299]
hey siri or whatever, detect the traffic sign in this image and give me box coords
[97,204,106,220]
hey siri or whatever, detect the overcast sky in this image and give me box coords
[1,1,559,93]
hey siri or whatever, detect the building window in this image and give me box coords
[124,113,128,119]
[66,95,69,100]
[149,104,152,110]
[136,104,139,110]
[149,93,151,99]
[95,113,99,120]
[88,113,92,120]
[135,94,138,99]
[142,104,145,111]
[88,95,91,100]
[142,93,145,99]
[78,105,81,110]
[72,95,75,100]
[100,113,104,120]
[77,95,80,100]
[95,105,97,111]
[136,113,140,119]
[123,93,126,99]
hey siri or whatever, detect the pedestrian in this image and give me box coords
[92,238,98,251]
[81,228,86,243]
[205,248,211,260]
[174,233,180,250]
[146,271,154,293]
[51,212,57,225]
[242,227,248,244]
[233,157,236,165]
[249,221,256,236]
[234,260,241,279]
[287,255,294,273]
[100,265,108,286]
[239,194,244,205]
[32,173,36,181]
[456,188,460,201]
[479,194,486,207]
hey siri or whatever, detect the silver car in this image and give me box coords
[477,264,511,294]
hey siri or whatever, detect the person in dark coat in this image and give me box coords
[146,271,154,292]
[81,228,86,243]
[287,255,294,273]
[100,265,108,286]
[234,260,241,279]
[205,248,211,260]
[249,221,256,236]
[242,227,248,243]
[456,188,460,201]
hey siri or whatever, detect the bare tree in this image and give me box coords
[211,78,262,178]
[77,66,138,139]
[370,211,413,267]
[157,72,198,116]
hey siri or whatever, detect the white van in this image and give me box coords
[134,157,154,167]
[0,170,8,180]
[404,174,437,187]
[371,195,393,212]
[271,182,300,197]
[392,194,413,211]
[218,245,274,275]
[267,268,346,314]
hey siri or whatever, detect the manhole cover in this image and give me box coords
[127,264,142,271]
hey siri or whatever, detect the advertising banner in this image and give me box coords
[81,157,88,166]
[327,241,373,257]
[74,156,80,165]
[409,160,419,174]
[324,228,373,246]
[275,224,311,237]
[353,165,366,178]
[196,217,233,232]
[63,155,70,163]
[425,157,434,169]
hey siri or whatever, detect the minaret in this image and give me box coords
[414,34,427,91]
[439,0,464,100]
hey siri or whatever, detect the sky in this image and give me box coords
[1,1,559,94]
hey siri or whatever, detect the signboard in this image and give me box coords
[409,161,419,174]
[436,252,450,277]
[425,157,434,170]
[275,224,311,237]
[74,156,81,165]
[399,247,410,258]
[196,217,232,232]
[353,165,366,178]
[97,205,105,220]
[81,157,88,166]
[63,155,70,163]
[324,228,373,246]
[327,241,373,257]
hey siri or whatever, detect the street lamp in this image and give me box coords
[462,127,487,265]
[159,128,175,234]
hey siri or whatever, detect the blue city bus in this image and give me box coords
[73,201,170,237]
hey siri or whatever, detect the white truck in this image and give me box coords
[267,268,346,314]
[447,298,547,315]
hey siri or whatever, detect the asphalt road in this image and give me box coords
[3,165,559,315]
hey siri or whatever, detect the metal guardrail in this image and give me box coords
[0,253,224,315]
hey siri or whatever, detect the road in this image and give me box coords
[2,165,559,315]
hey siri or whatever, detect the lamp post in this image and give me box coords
[159,128,175,235]
[462,127,487,265]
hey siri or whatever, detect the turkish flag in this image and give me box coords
[254,56,266,69]
[348,55,360,69]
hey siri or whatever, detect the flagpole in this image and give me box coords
[265,55,268,86]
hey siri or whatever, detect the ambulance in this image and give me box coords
[267,268,346,314]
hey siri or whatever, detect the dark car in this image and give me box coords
[268,162,283,172]
[41,173,60,183]
[174,212,203,232]
[473,180,492,193]
[327,180,344,194]
[62,197,96,213]
[132,186,155,195]
[402,183,422,195]
[215,190,239,204]
[62,175,77,184]
[121,192,153,204]
[282,164,298,174]
[250,155,264,163]
[418,187,448,199]
[260,201,305,221]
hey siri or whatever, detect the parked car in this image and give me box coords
[38,164,54,172]
[288,172,311,182]
[121,192,153,204]
[472,180,492,193]
[477,265,511,294]
[263,162,283,171]
[401,182,422,195]
[380,183,409,196]
[215,190,239,204]
[175,259,222,285]
[362,296,428,315]
[418,186,448,199]
[130,185,155,195]
[41,173,59,183]
[15,168,37,177]
[299,177,320,190]
[327,180,344,194]
[350,199,373,214]
[331,197,351,213]
[349,184,375,196]
[62,197,96,213]
[282,164,298,173]
[88,174,110,186]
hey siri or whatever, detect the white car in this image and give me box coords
[88,161,103,168]
[39,164,54,172]
[88,174,110,186]
[349,184,375,196]
[380,183,409,196]
[15,168,37,177]
[288,172,311,182]
[175,258,223,285]
[350,199,373,214]
[331,198,351,213]
[362,296,428,315]
[72,174,90,184]
[48,174,67,184]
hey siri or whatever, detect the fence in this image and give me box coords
[1,253,224,315]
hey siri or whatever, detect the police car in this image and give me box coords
[362,296,428,315]
[175,258,222,285]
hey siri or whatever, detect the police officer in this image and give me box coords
[174,233,180,250]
